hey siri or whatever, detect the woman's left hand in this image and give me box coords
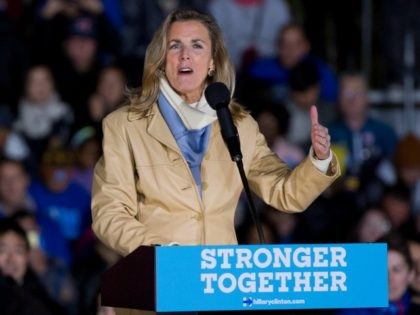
[310,105,331,160]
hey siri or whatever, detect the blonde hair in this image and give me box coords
[128,8,246,120]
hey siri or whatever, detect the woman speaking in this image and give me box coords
[91,9,340,314]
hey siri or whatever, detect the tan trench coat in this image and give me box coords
[91,104,340,315]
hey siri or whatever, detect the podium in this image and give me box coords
[101,244,388,312]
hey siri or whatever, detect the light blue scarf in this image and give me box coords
[158,92,212,196]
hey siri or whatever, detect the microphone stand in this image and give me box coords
[204,82,265,244]
[231,155,265,244]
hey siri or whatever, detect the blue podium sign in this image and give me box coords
[155,244,388,312]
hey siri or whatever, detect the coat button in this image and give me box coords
[168,152,182,162]
[201,182,208,190]
[192,213,203,221]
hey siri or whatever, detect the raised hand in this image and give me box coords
[310,105,331,160]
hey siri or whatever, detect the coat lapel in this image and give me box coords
[146,105,181,154]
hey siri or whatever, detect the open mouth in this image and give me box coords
[178,67,193,74]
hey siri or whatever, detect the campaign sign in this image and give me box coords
[155,244,388,312]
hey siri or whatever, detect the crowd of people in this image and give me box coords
[0,1,420,315]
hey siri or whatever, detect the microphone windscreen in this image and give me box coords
[204,82,231,110]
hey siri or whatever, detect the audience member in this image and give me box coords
[0,271,52,315]
[285,59,337,149]
[394,133,420,214]
[351,207,391,243]
[338,232,414,315]
[34,0,121,130]
[0,218,68,314]
[13,209,71,269]
[69,126,101,194]
[329,72,398,209]
[210,0,291,71]
[246,23,338,103]
[408,237,420,314]
[35,0,121,65]
[0,158,35,218]
[0,105,30,162]
[87,65,127,134]
[381,183,416,239]
[253,101,304,168]
[29,147,91,254]
[53,15,104,129]
[12,211,78,314]
[13,65,74,171]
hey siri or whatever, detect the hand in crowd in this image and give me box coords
[310,105,331,160]
[41,0,67,19]
[88,94,107,121]
[41,0,103,19]
[79,0,104,15]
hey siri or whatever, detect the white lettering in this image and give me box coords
[238,272,256,293]
[258,272,274,292]
[330,247,347,267]
[293,272,312,292]
[201,273,217,293]
[218,273,236,293]
[254,248,273,268]
[275,272,292,292]
[235,248,253,269]
[218,249,234,269]
[330,271,347,291]
[272,247,292,268]
[313,247,329,267]
[313,272,329,291]
[293,247,311,268]
[201,249,216,269]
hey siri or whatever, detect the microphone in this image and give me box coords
[205,82,265,244]
[205,82,242,162]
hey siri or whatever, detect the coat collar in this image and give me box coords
[127,103,222,150]
[145,104,180,153]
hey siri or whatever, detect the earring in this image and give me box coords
[157,68,165,77]
[208,68,215,77]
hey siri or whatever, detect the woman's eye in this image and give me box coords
[169,43,180,49]
[193,43,203,49]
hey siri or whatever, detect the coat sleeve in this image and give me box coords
[245,117,340,213]
[91,113,171,256]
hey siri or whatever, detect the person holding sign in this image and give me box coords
[91,8,340,315]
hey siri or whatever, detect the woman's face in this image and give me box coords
[0,231,29,283]
[357,209,390,243]
[409,241,420,295]
[0,162,29,206]
[278,27,309,69]
[26,66,54,104]
[388,250,413,302]
[165,20,214,103]
[98,68,125,106]
[339,77,368,120]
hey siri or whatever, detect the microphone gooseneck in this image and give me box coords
[205,82,265,244]
[204,82,242,162]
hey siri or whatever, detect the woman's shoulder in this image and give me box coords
[103,104,145,125]
[234,107,260,137]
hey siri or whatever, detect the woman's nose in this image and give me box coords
[180,47,190,60]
